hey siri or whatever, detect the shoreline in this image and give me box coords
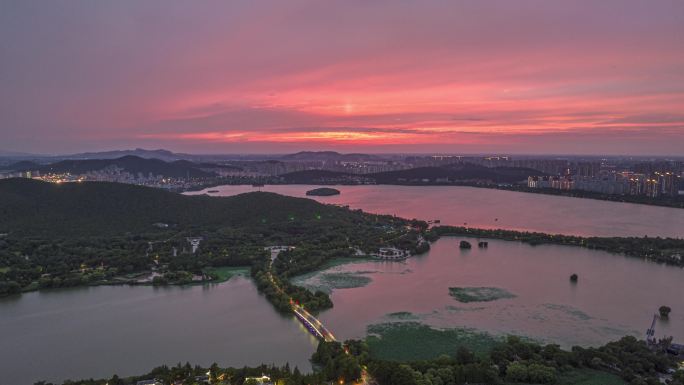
[5,225,683,300]
[184,181,684,209]
[428,226,684,267]
[2,266,251,299]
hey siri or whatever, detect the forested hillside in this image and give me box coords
[0,178,415,305]
[0,178,370,237]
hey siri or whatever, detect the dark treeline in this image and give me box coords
[369,335,682,385]
[428,226,684,267]
[35,335,683,385]
[499,186,684,209]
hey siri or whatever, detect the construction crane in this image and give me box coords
[646,313,657,345]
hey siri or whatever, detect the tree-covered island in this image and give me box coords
[305,187,341,196]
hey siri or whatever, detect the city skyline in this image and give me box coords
[1,1,683,155]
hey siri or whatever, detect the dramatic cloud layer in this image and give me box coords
[1,0,683,154]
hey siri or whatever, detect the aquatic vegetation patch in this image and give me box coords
[384,311,421,321]
[366,321,501,361]
[317,257,375,270]
[448,287,516,303]
[290,257,374,282]
[320,272,372,290]
[444,305,486,313]
[292,271,372,294]
[542,303,593,321]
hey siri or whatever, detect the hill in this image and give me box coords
[280,170,353,183]
[0,179,415,306]
[0,178,363,237]
[279,164,539,184]
[281,151,380,162]
[60,148,192,162]
[5,160,41,171]
[9,155,215,178]
[372,164,540,184]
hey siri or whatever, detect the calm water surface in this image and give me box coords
[3,185,683,384]
[188,185,684,238]
[0,278,317,385]
[295,237,684,348]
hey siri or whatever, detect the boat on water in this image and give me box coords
[207,190,219,193]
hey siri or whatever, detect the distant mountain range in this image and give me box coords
[280,151,381,162]
[61,148,195,162]
[0,149,37,157]
[8,155,216,178]
[5,152,541,185]
[1,148,384,164]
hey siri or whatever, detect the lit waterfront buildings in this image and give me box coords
[528,171,683,198]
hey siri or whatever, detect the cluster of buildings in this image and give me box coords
[3,153,684,200]
[0,165,215,191]
[0,170,36,179]
[230,159,407,176]
[527,171,683,198]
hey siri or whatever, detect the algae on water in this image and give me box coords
[449,287,516,303]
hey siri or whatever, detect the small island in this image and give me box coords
[306,187,341,196]
[570,273,578,282]
[459,240,472,249]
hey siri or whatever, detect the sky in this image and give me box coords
[1,1,683,155]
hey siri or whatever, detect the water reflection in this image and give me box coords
[294,237,684,348]
[0,277,316,385]
[188,185,684,238]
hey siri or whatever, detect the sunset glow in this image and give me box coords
[1,1,683,154]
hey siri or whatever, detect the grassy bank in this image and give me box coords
[206,266,250,283]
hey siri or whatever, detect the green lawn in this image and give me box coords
[21,281,39,292]
[556,369,626,385]
[207,266,250,283]
[0,266,10,273]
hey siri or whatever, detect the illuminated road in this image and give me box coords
[292,303,337,342]
[267,246,370,385]
[266,246,337,342]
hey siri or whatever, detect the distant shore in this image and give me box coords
[185,180,684,209]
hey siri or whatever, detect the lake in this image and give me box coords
[2,185,683,384]
[188,184,684,238]
[294,237,684,348]
[0,278,318,385]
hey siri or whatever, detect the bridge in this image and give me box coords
[267,246,370,385]
[291,303,336,342]
[265,246,337,343]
